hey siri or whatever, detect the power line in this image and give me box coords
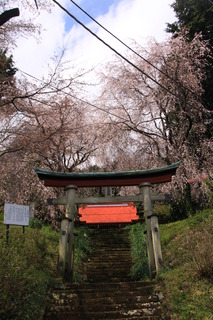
[67,0,211,109]
[52,0,181,99]
[69,0,187,91]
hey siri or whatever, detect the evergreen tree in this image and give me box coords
[0,49,17,103]
[0,49,16,79]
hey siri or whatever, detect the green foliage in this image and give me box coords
[0,212,4,222]
[153,204,172,224]
[29,217,43,229]
[159,209,213,319]
[166,0,213,43]
[128,223,149,280]
[0,49,16,79]
[0,218,93,318]
[73,226,93,282]
[0,223,59,320]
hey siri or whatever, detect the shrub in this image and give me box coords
[128,223,149,280]
[29,217,43,229]
[153,204,172,224]
[73,226,93,282]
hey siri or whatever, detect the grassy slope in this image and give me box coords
[0,214,59,320]
[0,214,92,320]
[159,209,213,320]
[1,209,212,320]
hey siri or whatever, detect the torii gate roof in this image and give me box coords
[34,161,180,188]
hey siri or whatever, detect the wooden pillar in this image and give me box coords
[140,183,156,279]
[58,185,77,282]
[66,185,77,282]
[58,217,70,277]
[150,214,163,274]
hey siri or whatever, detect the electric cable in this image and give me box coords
[66,0,212,110]
[52,0,181,99]
[69,0,189,92]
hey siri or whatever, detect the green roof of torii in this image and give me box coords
[34,161,181,188]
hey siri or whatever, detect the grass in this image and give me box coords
[127,223,149,280]
[127,209,213,319]
[0,214,59,320]
[0,214,92,320]
[73,225,93,282]
[158,209,213,319]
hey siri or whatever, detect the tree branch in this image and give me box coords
[0,8,20,27]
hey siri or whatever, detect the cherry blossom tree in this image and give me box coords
[0,87,111,225]
[98,31,213,203]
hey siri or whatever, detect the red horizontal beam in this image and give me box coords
[79,204,138,224]
[42,173,174,187]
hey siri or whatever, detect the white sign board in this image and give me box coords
[4,203,29,226]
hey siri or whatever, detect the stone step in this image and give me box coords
[92,246,130,250]
[43,227,169,320]
[53,281,154,290]
[46,300,161,312]
[88,259,131,264]
[89,256,131,260]
[43,285,167,317]
[86,260,132,265]
[89,254,131,259]
[85,268,131,274]
[85,268,131,272]
[84,277,132,283]
[47,293,158,304]
[90,248,131,254]
[44,308,165,320]
[47,293,159,307]
[45,282,160,310]
[85,269,131,275]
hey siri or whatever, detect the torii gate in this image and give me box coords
[35,161,180,282]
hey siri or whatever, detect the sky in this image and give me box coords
[12,0,176,80]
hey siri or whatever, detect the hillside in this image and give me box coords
[0,209,212,319]
[159,209,213,319]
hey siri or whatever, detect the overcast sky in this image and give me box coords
[12,0,176,80]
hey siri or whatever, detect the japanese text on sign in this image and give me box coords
[4,203,29,226]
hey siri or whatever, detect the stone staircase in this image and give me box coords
[43,226,169,320]
[83,227,132,283]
